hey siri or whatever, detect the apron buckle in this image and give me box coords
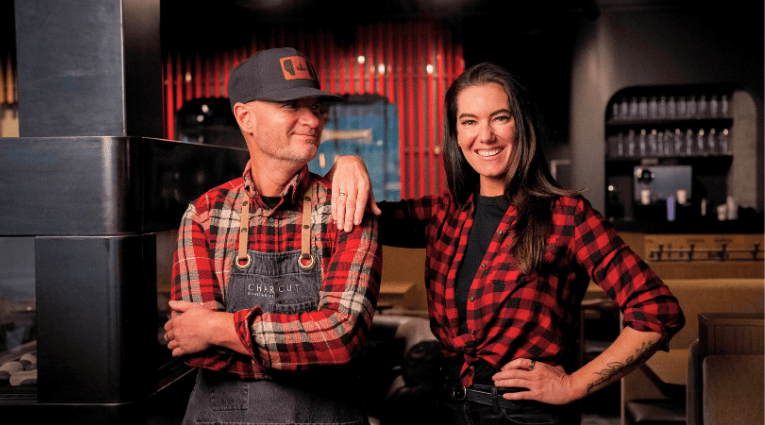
[298,252,315,270]
[235,253,252,270]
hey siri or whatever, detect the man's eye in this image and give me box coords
[495,115,511,122]
[460,120,475,126]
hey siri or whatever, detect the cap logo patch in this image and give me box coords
[280,56,317,81]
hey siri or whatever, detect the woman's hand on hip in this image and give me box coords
[492,358,580,405]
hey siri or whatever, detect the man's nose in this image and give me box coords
[298,107,321,127]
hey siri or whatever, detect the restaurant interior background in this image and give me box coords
[0,0,763,424]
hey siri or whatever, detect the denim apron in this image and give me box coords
[182,189,369,425]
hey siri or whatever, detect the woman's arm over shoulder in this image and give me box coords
[378,194,452,248]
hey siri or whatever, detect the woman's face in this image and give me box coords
[455,83,516,197]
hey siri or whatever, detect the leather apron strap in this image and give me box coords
[236,187,314,270]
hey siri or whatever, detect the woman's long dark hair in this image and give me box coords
[442,63,577,274]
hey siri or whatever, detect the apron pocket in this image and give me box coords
[209,374,249,411]
[272,299,318,315]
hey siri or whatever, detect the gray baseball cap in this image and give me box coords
[227,47,344,109]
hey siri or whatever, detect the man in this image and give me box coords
[164,47,382,425]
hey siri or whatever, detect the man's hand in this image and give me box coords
[326,155,381,232]
[164,300,218,357]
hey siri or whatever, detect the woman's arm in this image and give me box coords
[325,155,381,232]
[492,327,662,405]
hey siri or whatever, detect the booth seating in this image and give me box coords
[686,313,764,425]
[621,279,764,425]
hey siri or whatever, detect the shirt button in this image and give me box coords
[497,229,503,235]
[480,263,487,268]
[471,330,477,335]
[469,296,474,302]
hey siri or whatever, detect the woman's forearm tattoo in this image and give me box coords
[586,340,655,394]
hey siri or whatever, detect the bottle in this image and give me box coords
[687,95,697,118]
[620,97,630,121]
[648,129,658,156]
[720,94,730,117]
[664,129,675,156]
[696,129,706,155]
[674,128,683,155]
[709,95,719,118]
[627,129,636,157]
[629,97,639,120]
[719,128,729,154]
[658,95,667,119]
[639,96,648,120]
[638,129,647,156]
[707,128,717,154]
[667,96,677,119]
[684,129,694,156]
[677,96,687,118]
[697,95,708,118]
[612,102,620,121]
[616,132,625,157]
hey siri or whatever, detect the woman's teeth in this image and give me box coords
[477,149,501,157]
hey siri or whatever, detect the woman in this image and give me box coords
[331,63,684,424]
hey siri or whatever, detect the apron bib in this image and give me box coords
[182,189,368,425]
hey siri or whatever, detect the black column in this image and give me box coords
[14,0,162,138]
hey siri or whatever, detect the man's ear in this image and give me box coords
[233,102,253,133]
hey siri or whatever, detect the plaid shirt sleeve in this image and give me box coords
[569,196,684,345]
[172,192,256,376]
[378,195,449,248]
[235,210,382,370]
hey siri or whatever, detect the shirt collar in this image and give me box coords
[242,160,311,209]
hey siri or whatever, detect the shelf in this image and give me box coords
[606,117,732,131]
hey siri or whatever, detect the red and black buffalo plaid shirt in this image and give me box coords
[379,193,684,386]
[171,162,382,379]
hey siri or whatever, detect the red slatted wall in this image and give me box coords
[163,21,464,199]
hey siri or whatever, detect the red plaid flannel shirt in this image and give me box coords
[380,193,684,386]
[171,162,381,379]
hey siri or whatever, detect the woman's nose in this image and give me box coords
[476,122,495,143]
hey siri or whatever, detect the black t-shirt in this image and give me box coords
[454,194,509,329]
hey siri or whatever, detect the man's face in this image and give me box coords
[245,97,325,165]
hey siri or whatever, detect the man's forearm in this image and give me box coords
[208,311,250,355]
